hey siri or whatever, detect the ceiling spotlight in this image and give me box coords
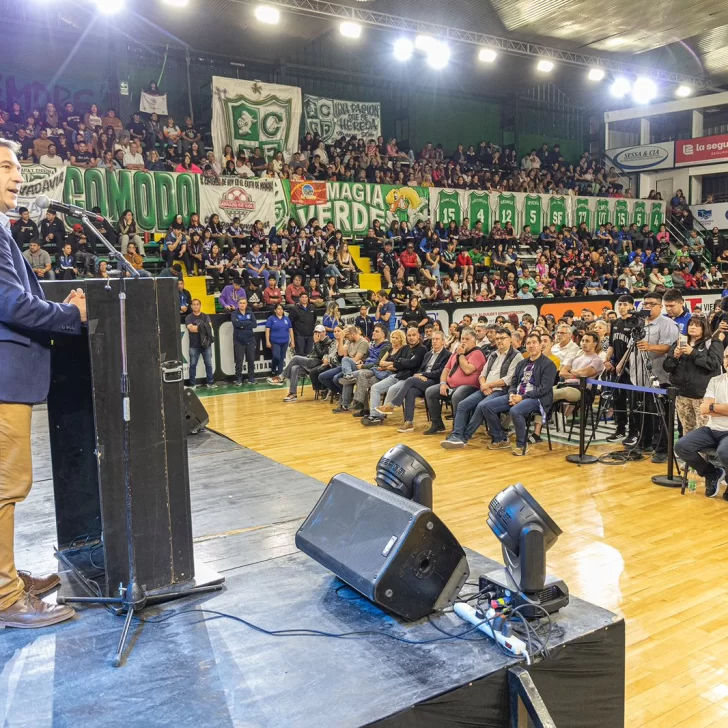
[393,38,413,61]
[478,48,497,63]
[537,59,554,73]
[415,35,432,51]
[339,21,361,39]
[95,0,124,13]
[632,76,658,104]
[427,40,450,70]
[254,5,280,24]
[676,85,693,98]
[610,76,631,98]
[588,68,605,81]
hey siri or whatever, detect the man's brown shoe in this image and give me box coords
[0,592,75,629]
[18,571,61,597]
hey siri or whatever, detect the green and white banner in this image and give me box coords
[282,181,429,236]
[211,77,302,161]
[199,176,284,229]
[304,95,381,144]
[18,164,67,222]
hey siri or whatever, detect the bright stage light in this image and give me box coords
[426,40,450,70]
[415,35,432,51]
[95,0,124,13]
[537,59,554,73]
[162,0,188,5]
[588,68,605,81]
[254,5,280,24]
[632,76,657,104]
[610,76,631,98]
[478,48,497,63]
[676,85,693,98]
[339,21,361,38]
[393,38,413,61]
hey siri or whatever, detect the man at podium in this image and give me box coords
[0,139,88,629]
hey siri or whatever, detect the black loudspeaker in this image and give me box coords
[184,387,209,434]
[296,473,470,621]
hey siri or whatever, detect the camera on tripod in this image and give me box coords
[628,309,651,341]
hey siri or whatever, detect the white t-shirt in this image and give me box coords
[705,374,728,431]
[123,151,144,167]
[39,154,65,168]
[553,339,581,366]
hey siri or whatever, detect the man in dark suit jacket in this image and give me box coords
[0,139,87,629]
[373,329,450,431]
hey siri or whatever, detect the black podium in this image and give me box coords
[42,278,222,601]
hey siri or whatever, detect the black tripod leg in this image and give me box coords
[112,607,136,668]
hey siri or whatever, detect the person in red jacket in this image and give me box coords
[285,274,306,305]
[399,241,421,279]
[456,248,474,281]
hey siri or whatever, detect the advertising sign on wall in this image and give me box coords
[605,142,675,172]
[676,134,728,166]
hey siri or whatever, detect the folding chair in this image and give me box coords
[523,406,554,455]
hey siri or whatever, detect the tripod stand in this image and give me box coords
[56,216,224,667]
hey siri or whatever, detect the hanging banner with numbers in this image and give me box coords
[632,200,647,228]
[522,194,543,232]
[595,198,612,227]
[212,77,302,161]
[432,189,465,225]
[467,190,492,230]
[649,200,666,231]
[303,95,381,144]
[613,199,632,228]
[574,197,592,229]
[496,193,517,227]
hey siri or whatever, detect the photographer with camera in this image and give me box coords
[627,291,679,462]
[604,295,639,443]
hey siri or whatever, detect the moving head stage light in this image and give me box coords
[296,445,469,621]
[482,483,569,617]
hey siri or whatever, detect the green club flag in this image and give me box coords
[468,191,491,232]
[596,199,611,226]
[523,194,543,232]
[497,193,517,227]
[435,189,462,226]
[575,198,592,229]
[633,200,647,228]
[547,196,567,229]
[614,199,629,228]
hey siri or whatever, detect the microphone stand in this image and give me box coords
[57,216,222,667]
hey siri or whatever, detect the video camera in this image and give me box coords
[627,309,651,342]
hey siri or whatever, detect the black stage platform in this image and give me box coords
[0,411,625,728]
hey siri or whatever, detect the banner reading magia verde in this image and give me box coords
[212,77,301,162]
[304,95,381,144]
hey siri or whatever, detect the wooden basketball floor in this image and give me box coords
[205,388,728,728]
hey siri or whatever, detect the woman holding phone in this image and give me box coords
[663,316,724,434]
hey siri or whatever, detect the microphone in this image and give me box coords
[36,196,104,223]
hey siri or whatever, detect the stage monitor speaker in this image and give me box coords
[184,387,209,435]
[296,473,470,621]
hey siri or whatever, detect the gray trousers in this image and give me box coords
[283,355,317,394]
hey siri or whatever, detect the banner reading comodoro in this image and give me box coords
[676,134,728,167]
[19,166,665,236]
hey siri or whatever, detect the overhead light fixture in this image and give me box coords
[254,5,280,24]
[95,0,124,13]
[610,76,631,98]
[478,48,497,63]
[339,21,361,39]
[632,76,658,104]
[393,38,413,61]
[426,40,450,70]
[537,59,554,73]
[676,85,693,98]
[162,0,188,5]
[415,35,432,51]
[588,68,605,81]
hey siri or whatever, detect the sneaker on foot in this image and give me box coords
[332,405,350,413]
[487,440,511,450]
[622,435,639,448]
[423,423,446,435]
[651,452,668,464]
[234,381,243,387]
[527,433,542,444]
[206,383,219,390]
[397,421,414,433]
[441,437,466,449]
[606,431,626,443]
[706,468,725,498]
[283,394,298,403]
[375,404,395,416]
[248,378,257,385]
[361,415,384,426]
[351,401,364,411]
[512,446,529,456]
[352,409,369,418]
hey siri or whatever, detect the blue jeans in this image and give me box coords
[482,395,541,448]
[451,389,505,442]
[319,366,343,394]
[189,346,214,385]
[270,342,287,376]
